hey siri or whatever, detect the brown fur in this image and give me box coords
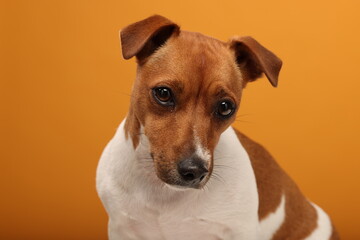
[235,130,339,239]
[229,36,282,87]
[120,15,180,60]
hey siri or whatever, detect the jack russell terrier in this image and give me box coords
[96,15,339,240]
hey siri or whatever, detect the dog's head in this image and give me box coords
[121,15,282,189]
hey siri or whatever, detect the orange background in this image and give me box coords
[1,0,359,239]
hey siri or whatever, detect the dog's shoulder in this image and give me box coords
[233,128,337,240]
[233,129,285,220]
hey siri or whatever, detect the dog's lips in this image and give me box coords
[156,169,210,190]
[165,179,208,190]
[164,180,207,191]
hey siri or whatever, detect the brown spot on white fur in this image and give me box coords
[235,130,339,239]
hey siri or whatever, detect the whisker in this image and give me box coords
[233,119,254,123]
[213,153,236,160]
[201,182,210,193]
[236,113,252,118]
[213,155,234,160]
[213,164,233,169]
[210,173,226,186]
[234,113,255,124]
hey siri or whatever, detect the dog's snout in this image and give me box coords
[178,158,208,183]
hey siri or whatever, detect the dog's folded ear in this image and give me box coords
[120,15,180,62]
[229,36,282,87]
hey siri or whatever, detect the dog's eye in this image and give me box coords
[217,100,235,118]
[152,87,174,106]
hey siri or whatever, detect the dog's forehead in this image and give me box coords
[143,31,242,91]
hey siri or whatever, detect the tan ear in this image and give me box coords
[120,15,180,61]
[229,36,282,87]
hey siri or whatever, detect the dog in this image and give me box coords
[96,15,339,240]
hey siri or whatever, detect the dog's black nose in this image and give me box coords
[178,158,208,183]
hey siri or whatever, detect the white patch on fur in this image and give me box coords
[96,120,260,240]
[304,203,332,240]
[258,194,286,240]
[193,133,211,163]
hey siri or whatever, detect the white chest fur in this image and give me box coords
[96,120,260,240]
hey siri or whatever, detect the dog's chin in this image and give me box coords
[161,177,209,191]
[164,183,193,191]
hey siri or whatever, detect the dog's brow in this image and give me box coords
[215,88,229,98]
[167,80,184,93]
[151,79,184,92]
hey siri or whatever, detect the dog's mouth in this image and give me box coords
[151,155,211,189]
[160,172,210,190]
[164,176,208,191]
